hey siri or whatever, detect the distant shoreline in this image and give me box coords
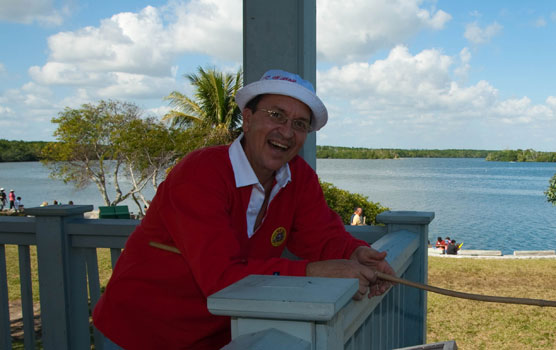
[2,138,556,162]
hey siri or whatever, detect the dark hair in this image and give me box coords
[437,237,443,241]
[245,94,265,113]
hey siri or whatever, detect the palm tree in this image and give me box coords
[163,67,243,134]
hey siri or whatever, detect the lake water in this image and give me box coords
[317,158,556,255]
[1,159,556,254]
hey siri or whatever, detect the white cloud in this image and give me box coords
[96,73,177,100]
[546,96,556,109]
[454,47,471,78]
[28,0,242,101]
[534,17,547,28]
[464,21,502,44]
[317,0,451,63]
[0,105,14,115]
[168,0,242,62]
[0,0,67,26]
[316,45,555,148]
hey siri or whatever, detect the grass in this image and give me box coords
[5,245,113,349]
[4,246,556,349]
[4,245,113,302]
[427,256,556,349]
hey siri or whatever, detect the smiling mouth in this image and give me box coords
[269,139,289,151]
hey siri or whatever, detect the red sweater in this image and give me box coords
[93,145,368,349]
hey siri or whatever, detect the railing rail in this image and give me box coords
[0,206,433,349]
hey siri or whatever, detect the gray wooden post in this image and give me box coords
[376,211,434,346]
[243,0,318,170]
[25,205,93,350]
[208,274,358,347]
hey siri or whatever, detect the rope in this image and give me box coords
[148,241,556,308]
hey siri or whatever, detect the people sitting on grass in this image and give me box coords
[435,236,446,254]
[446,239,460,255]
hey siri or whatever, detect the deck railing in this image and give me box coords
[0,205,433,349]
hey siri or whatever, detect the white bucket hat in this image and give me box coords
[235,69,328,132]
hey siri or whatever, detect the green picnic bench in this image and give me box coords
[98,205,131,219]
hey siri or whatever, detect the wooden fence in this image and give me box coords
[0,205,433,349]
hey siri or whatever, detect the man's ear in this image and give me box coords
[242,108,252,133]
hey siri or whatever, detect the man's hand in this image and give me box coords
[350,246,396,296]
[306,259,380,300]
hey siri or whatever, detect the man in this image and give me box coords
[93,69,395,349]
[351,207,363,225]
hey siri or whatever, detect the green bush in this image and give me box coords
[320,179,388,225]
[546,173,556,205]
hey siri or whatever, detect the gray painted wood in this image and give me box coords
[85,248,104,350]
[0,245,11,350]
[0,216,36,234]
[209,275,358,321]
[345,224,388,244]
[32,205,93,349]
[68,246,92,349]
[377,211,435,226]
[25,204,94,217]
[34,215,70,349]
[18,245,36,349]
[377,211,434,346]
[244,0,317,170]
[231,318,315,344]
[223,328,311,350]
[109,248,121,268]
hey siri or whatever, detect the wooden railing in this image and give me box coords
[0,206,433,349]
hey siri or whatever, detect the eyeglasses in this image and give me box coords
[257,108,312,133]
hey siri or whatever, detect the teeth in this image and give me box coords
[269,140,288,150]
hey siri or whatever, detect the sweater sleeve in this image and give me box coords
[286,158,369,261]
[158,149,308,298]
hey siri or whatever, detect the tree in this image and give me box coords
[163,66,243,144]
[546,173,556,205]
[41,100,180,213]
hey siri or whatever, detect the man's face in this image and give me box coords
[242,94,311,182]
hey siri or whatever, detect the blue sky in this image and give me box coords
[1,0,555,151]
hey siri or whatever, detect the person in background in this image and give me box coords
[446,239,460,255]
[351,207,363,225]
[68,200,74,205]
[435,236,446,254]
[0,188,6,210]
[40,201,48,207]
[9,190,15,210]
[14,196,22,211]
[93,69,395,349]
[53,200,58,205]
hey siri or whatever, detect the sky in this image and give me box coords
[1,0,555,151]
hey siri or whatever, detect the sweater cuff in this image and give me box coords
[286,259,310,277]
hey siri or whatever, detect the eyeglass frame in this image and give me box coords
[256,108,313,133]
